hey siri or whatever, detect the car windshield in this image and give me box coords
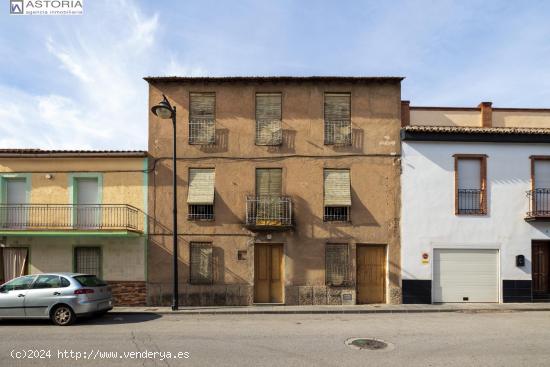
[73,275,107,287]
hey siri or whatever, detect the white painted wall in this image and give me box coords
[401,141,550,292]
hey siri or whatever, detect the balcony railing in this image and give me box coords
[527,189,550,220]
[324,120,352,146]
[0,204,142,232]
[245,195,293,230]
[457,189,486,215]
[256,119,282,146]
[189,118,216,145]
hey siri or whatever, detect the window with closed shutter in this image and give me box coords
[187,169,215,205]
[74,247,101,276]
[256,93,282,146]
[189,93,216,144]
[324,93,351,145]
[190,242,213,284]
[256,169,282,196]
[455,156,486,215]
[325,244,349,286]
[324,169,351,207]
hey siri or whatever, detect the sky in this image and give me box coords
[1,0,550,150]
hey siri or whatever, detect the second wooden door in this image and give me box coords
[533,242,549,294]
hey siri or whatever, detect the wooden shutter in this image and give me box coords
[324,169,351,206]
[187,169,215,204]
[74,247,101,276]
[324,93,350,121]
[190,93,215,119]
[325,244,349,286]
[256,93,282,120]
[256,169,282,196]
[190,242,213,284]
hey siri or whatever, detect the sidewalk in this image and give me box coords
[112,303,550,315]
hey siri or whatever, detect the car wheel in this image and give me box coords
[51,305,76,326]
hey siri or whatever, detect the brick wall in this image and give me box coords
[109,281,147,306]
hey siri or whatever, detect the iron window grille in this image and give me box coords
[189,242,213,284]
[74,247,101,277]
[457,189,486,215]
[324,120,352,146]
[325,244,350,287]
[188,204,214,221]
[324,206,350,222]
[256,119,283,146]
[189,118,216,145]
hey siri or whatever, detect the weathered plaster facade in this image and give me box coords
[146,77,403,306]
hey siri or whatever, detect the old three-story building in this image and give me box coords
[145,76,403,306]
[0,150,148,305]
[401,102,550,304]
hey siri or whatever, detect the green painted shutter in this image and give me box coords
[324,169,351,206]
[190,242,212,284]
[324,93,350,121]
[190,93,215,119]
[256,93,282,120]
[256,169,282,196]
[187,169,215,204]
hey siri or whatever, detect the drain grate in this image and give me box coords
[345,338,393,351]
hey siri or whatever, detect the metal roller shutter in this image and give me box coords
[324,169,351,207]
[255,169,282,196]
[187,169,215,204]
[256,93,281,120]
[190,93,215,119]
[433,249,499,303]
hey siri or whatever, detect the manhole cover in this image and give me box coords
[345,338,393,351]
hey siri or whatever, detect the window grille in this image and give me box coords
[188,204,214,220]
[74,247,101,276]
[256,93,282,145]
[324,93,351,145]
[189,93,216,144]
[325,244,349,286]
[324,206,350,222]
[190,242,213,284]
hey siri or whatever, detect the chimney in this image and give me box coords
[478,101,492,128]
[401,100,410,127]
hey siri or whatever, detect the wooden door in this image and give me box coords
[254,244,284,303]
[356,245,386,304]
[533,242,549,293]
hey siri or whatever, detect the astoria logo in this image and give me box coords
[10,0,84,15]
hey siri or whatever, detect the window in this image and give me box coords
[253,168,287,225]
[455,155,487,215]
[529,158,550,217]
[31,275,64,289]
[0,247,28,283]
[74,247,101,276]
[187,168,215,220]
[324,93,351,145]
[74,275,107,287]
[256,93,282,146]
[324,169,351,221]
[189,92,216,145]
[325,244,349,286]
[1,275,35,292]
[190,242,213,284]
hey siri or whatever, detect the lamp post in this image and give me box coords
[151,94,179,311]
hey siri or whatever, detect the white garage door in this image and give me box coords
[433,249,499,303]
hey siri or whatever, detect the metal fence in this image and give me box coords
[0,204,142,231]
[527,189,550,218]
[255,119,282,146]
[324,120,352,145]
[245,195,292,227]
[457,189,485,215]
[189,118,216,145]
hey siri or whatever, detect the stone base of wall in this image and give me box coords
[109,281,147,306]
[147,284,253,306]
[285,286,356,305]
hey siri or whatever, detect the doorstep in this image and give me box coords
[111,303,550,315]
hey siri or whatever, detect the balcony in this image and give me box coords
[245,195,293,231]
[0,204,143,234]
[526,189,550,221]
[189,118,216,145]
[324,120,352,146]
[457,189,486,215]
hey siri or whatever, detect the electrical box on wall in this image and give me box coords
[516,255,525,267]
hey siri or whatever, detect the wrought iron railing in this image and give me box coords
[457,189,486,215]
[256,119,282,146]
[324,120,352,146]
[0,204,142,232]
[527,189,550,218]
[189,118,216,145]
[245,195,293,228]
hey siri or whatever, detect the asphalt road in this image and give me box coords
[1,311,550,367]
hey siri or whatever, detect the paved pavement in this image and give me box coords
[113,302,550,314]
[1,311,550,366]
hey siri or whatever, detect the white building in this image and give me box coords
[400,101,550,303]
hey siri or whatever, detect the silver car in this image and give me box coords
[0,272,113,326]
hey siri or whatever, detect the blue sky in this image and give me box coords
[1,0,550,149]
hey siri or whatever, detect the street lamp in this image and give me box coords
[151,94,179,311]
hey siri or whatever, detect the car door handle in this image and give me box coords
[17,294,25,298]
[53,292,61,296]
